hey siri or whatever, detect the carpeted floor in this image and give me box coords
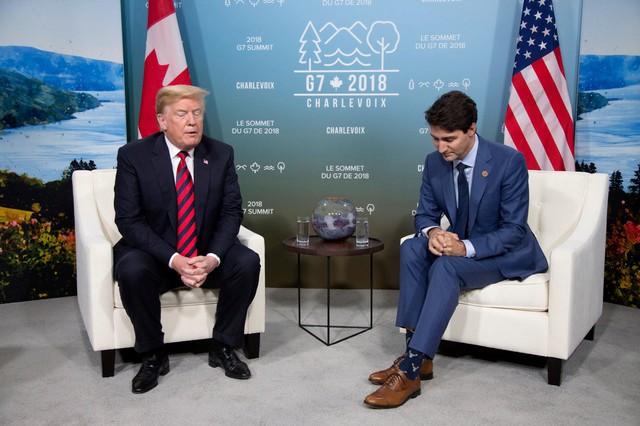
[1,288,638,425]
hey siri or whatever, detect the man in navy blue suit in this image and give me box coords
[364,91,548,408]
[114,85,260,394]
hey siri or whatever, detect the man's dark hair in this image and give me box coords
[425,90,477,132]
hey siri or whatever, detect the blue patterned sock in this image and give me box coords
[398,348,425,381]
[405,329,414,352]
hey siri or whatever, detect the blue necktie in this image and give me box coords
[454,162,469,239]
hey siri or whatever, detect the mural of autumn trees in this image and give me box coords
[0,159,95,303]
[577,161,640,307]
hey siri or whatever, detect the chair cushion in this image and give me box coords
[114,282,220,308]
[458,272,549,311]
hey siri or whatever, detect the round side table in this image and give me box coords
[282,236,384,345]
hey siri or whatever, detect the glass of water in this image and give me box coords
[355,217,369,246]
[297,216,310,245]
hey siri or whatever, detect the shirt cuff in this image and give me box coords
[207,253,221,266]
[422,226,439,238]
[462,240,476,258]
[169,253,180,268]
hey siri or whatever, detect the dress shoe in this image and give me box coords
[132,352,170,394]
[208,344,251,379]
[363,370,421,409]
[368,355,433,384]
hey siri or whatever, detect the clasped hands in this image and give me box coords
[171,255,219,288]
[427,228,467,257]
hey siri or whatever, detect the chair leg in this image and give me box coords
[101,349,116,378]
[547,357,562,386]
[585,325,596,341]
[243,333,260,359]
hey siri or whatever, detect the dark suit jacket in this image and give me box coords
[113,132,243,267]
[414,135,548,280]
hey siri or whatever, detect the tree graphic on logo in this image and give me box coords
[367,21,400,71]
[297,20,400,72]
[299,21,322,71]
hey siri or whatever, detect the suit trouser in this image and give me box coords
[396,237,505,359]
[115,243,260,353]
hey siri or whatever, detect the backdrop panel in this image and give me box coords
[122,0,583,289]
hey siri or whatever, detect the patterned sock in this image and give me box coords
[405,329,414,352]
[398,348,425,381]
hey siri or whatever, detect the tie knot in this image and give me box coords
[178,151,189,161]
[456,162,467,172]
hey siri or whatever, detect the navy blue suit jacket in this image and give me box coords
[113,132,243,267]
[414,135,548,280]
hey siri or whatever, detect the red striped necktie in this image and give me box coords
[176,151,197,258]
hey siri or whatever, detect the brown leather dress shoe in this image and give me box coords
[368,355,433,384]
[363,370,421,409]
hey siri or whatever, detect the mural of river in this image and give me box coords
[0,90,126,183]
[575,84,640,189]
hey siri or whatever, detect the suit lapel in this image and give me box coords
[193,140,212,236]
[151,134,178,234]
[441,160,457,224]
[469,137,492,234]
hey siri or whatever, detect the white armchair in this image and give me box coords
[72,169,266,377]
[401,171,608,385]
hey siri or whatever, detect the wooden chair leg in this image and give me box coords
[547,357,562,386]
[243,333,260,359]
[585,325,596,341]
[101,349,116,378]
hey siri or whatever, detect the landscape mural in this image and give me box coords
[0,1,125,302]
[575,0,640,307]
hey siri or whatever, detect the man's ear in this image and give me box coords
[157,114,166,132]
[468,123,477,137]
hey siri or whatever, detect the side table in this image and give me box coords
[282,236,384,345]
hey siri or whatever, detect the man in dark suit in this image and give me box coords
[364,91,548,408]
[114,85,260,394]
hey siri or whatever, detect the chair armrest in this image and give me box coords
[547,173,608,359]
[400,234,414,244]
[238,225,266,333]
[73,171,117,351]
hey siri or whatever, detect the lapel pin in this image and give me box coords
[203,159,209,165]
[482,170,488,177]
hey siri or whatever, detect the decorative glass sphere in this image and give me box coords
[312,197,357,241]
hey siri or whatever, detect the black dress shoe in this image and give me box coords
[208,345,251,380]
[132,352,170,394]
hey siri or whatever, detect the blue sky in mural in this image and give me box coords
[580,0,640,56]
[0,0,123,63]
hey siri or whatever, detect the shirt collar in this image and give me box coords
[164,135,195,158]
[455,134,479,169]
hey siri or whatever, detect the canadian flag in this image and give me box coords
[138,0,192,138]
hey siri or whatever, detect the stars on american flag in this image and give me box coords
[504,0,575,171]
[513,0,560,73]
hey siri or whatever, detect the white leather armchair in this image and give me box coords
[401,171,608,385]
[72,169,266,377]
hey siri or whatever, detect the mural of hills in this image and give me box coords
[0,45,124,91]
[579,55,640,91]
[319,22,372,68]
[0,68,100,129]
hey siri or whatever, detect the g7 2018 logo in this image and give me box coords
[294,20,400,108]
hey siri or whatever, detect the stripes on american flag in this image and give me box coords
[504,0,575,171]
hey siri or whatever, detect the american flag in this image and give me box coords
[138,0,192,138]
[504,0,575,171]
